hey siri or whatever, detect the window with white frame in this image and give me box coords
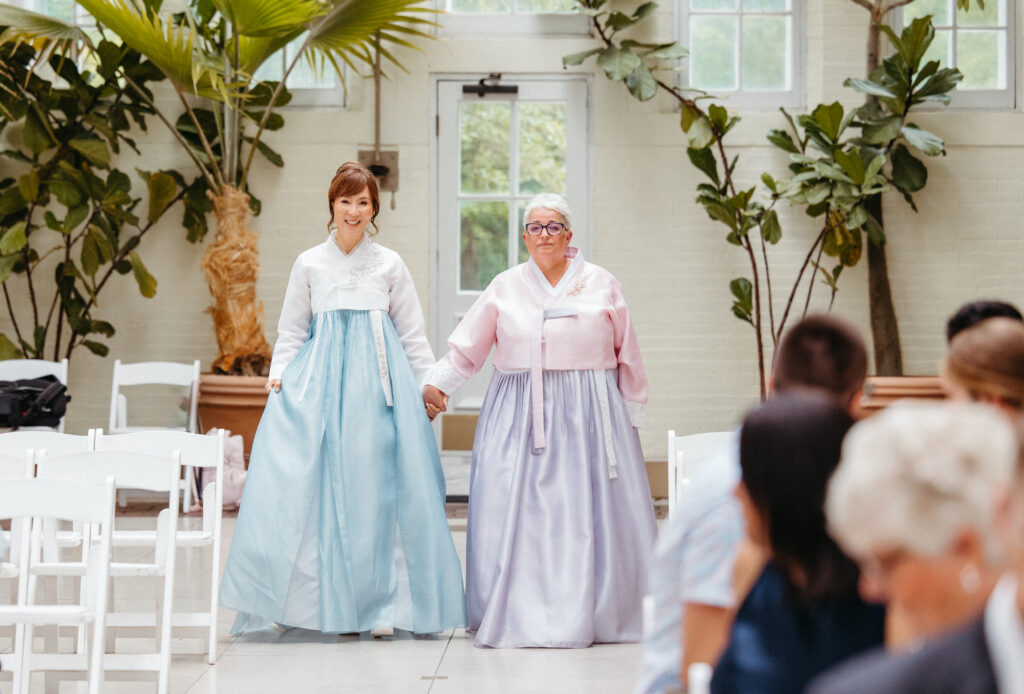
[12,0,344,108]
[438,0,590,35]
[680,0,803,109]
[901,0,1016,109]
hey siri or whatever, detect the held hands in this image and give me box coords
[422,385,449,422]
[265,379,281,393]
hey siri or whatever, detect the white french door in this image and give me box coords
[433,75,590,409]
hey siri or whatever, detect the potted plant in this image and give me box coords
[6,0,434,453]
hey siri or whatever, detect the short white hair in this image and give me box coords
[524,193,573,230]
[826,401,1017,565]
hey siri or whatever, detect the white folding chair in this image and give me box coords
[95,428,225,663]
[0,358,70,432]
[108,359,201,510]
[0,477,116,694]
[667,430,735,517]
[36,450,181,694]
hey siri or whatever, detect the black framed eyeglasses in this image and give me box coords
[524,222,567,236]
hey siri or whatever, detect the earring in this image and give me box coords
[960,563,981,594]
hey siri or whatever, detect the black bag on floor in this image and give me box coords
[0,375,70,429]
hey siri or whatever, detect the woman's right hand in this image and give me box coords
[422,385,448,421]
[266,379,281,393]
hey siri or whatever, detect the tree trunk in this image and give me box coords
[864,195,903,375]
[863,2,904,375]
[202,185,272,376]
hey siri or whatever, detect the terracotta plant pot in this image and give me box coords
[197,373,268,467]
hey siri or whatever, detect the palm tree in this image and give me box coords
[67,0,434,375]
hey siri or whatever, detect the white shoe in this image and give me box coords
[370,627,394,638]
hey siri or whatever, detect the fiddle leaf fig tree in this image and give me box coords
[0,7,198,361]
[567,0,966,394]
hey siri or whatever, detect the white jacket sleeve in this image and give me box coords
[388,258,436,385]
[268,257,312,381]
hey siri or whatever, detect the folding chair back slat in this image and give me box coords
[38,451,179,493]
[0,431,90,457]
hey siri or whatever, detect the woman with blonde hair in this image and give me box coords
[943,316,1024,416]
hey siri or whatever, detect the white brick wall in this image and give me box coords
[2,0,1022,458]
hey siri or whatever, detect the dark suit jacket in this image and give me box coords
[806,616,998,694]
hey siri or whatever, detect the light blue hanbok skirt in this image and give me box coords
[220,309,467,634]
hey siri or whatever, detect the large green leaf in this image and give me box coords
[147,171,178,223]
[563,47,601,67]
[69,138,111,168]
[890,144,927,192]
[0,334,22,361]
[625,63,657,101]
[0,222,27,255]
[129,251,157,297]
[729,277,753,325]
[901,125,944,156]
[687,147,719,187]
[597,45,642,81]
[843,77,897,99]
[861,115,903,145]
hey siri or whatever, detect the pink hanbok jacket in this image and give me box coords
[426,247,647,454]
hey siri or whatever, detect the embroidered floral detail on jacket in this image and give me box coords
[341,244,383,288]
[567,272,588,296]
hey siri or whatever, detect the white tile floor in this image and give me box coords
[2,514,645,693]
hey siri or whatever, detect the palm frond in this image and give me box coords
[209,0,325,38]
[235,33,299,79]
[76,0,223,97]
[306,0,437,72]
[0,4,93,70]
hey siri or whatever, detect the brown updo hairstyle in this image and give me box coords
[944,317,1024,411]
[327,162,381,236]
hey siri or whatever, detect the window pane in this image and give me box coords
[285,40,337,90]
[742,0,789,10]
[517,102,567,196]
[957,30,1004,89]
[460,101,511,194]
[449,0,510,11]
[253,56,284,83]
[690,15,738,90]
[920,28,952,69]
[741,15,788,90]
[516,0,577,12]
[692,0,737,9]
[905,0,951,26]
[37,0,76,21]
[460,201,508,290]
[958,0,1003,27]
[517,200,530,264]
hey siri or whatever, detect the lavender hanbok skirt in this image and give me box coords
[467,368,657,648]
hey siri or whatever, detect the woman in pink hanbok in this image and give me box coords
[423,193,657,648]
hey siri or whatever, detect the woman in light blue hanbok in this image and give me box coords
[220,163,466,636]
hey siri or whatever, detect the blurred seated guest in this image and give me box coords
[709,393,884,694]
[946,299,1022,343]
[943,317,1024,419]
[634,315,868,694]
[808,403,1021,694]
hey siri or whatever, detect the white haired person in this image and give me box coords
[422,193,657,648]
[808,402,1019,694]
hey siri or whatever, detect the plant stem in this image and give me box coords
[2,285,27,357]
[775,227,828,344]
[803,224,828,316]
[239,44,305,188]
[124,75,216,189]
[175,88,225,190]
